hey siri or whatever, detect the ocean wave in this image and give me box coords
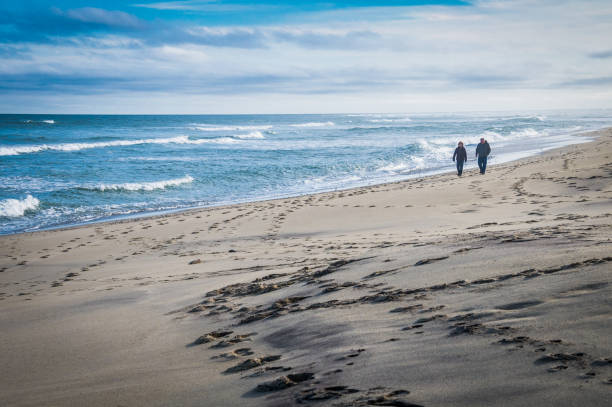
[500,115,546,122]
[346,125,427,132]
[120,156,204,162]
[290,121,335,128]
[476,128,545,143]
[88,175,194,192]
[416,128,547,148]
[376,156,429,175]
[302,174,363,189]
[367,118,412,123]
[190,137,240,144]
[376,140,454,174]
[193,124,272,131]
[0,195,40,217]
[23,119,55,124]
[0,135,242,156]
[376,162,413,172]
[234,131,265,139]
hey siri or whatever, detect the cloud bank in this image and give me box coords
[0,0,611,113]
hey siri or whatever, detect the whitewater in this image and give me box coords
[1,111,611,234]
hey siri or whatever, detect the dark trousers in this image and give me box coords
[477,156,487,174]
[456,160,464,176]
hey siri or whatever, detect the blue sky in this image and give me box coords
[1,0,611,113]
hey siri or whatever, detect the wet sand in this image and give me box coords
[1,127,611,406]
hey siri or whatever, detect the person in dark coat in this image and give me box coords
[475,138,491,174]
[452,141,467,176]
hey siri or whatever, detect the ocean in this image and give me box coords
[1,111,611,235]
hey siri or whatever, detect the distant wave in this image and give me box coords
[478,127,545,143]
[0,135,241,156]
[88,175,194,192]
[193,124,272,131]
[23,119,55,124]
[500,115,546,122]
[346,125,425,132]
[413,127,547,147]
[290,121,335,128]
[191,137,240,144]
[367,118,412,123]
[234,131,265,139]
[0,195,40,217]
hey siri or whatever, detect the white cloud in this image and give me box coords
[1,0,611,113]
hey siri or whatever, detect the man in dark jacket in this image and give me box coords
[452,141,467,176]
[475,138,491,174]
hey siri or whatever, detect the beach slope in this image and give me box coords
[1,128,611,406]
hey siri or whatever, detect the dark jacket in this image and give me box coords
[475,142,491,158]
[453,146,467,163]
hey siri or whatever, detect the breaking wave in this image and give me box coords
[234,131,265,139]
[0,195,40,217]
[367,118,412,123]
[23,119,55,124]
[193,124,272,131]
[290,121,335,128]
[0,136,243,156]
[88,175,194,192]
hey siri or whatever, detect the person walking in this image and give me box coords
[452,141,467,176]
[475,138,491,174]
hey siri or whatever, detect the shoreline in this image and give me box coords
[4,127,602,238]
[1,127,611,406]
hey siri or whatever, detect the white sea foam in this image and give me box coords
[91,175,194,192]
[234,131,265,139]
[377,162,411,172]
[509,128,543,138]
[193,125,272,131]
[290,121,335,128]
[416,127,547,148]
[377,154,432,174]
[501,115,546,122]
[474,128,544,143]
[0,195,40,217]
[22,119,55,124]
[0,135,242,156]
[302,174,362,189]
[367,118,412,123]
[190,137,240,144]
[0,136,185,156]
[121,156,204,162]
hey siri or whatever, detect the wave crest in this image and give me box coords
[0,195,40,217]
[234,131,264,139]
[23,119,55,124]
[90,175,194,192]
[367,118,412,123]
[290,121,335,128]
[193,125,272,131]
[0,135,245,156]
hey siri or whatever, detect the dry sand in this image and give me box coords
[1,128,611,407]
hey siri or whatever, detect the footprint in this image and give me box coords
[497,300,543,310]
[414,256,449,266]
[254,372,314,392]
[224,355,281,374]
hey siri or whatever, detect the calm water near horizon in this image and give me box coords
[1,111,611,235]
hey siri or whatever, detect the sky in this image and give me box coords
[1,0,611,114]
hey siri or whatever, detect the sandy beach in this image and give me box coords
[1,128,611,406]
